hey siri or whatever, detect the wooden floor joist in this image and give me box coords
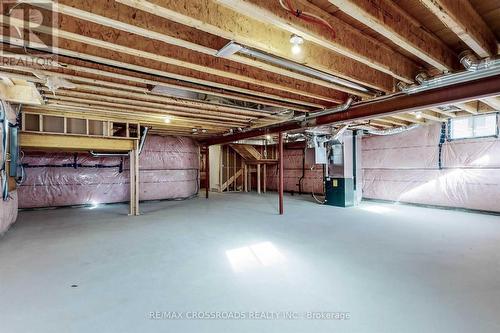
[418,0,498,58]
[216,0,419,83]
[0,35,327,110]
[3,14,344,105]
[0,58,312,112]
[115,0,396,92]
[41,0,367,95]
[328,0,458,72]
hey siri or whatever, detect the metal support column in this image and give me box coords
[205,146,209,199]
[278,132,284,215]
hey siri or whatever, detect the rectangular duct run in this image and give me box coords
[17,135,200,209]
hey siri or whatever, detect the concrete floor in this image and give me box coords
[1,193,500,333]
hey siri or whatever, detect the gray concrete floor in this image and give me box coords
[1,193,500,333]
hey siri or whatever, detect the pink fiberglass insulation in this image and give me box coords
[0,101,18,235]
[265,147,324,194]
[362,122,500,212]
[18,135,199,209]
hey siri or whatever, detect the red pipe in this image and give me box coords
[278,132,284,215]
[205,146,209,199]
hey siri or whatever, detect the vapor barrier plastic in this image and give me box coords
[18,135,199,209]
[362,122,500,212]
[265,148,324,194]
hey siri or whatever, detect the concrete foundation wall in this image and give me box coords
[362,121,500,212]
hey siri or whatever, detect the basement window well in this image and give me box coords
[448,113,498,140]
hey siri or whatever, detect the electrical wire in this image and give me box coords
[278,0,336,39]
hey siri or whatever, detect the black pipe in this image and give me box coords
[297,147,306,194]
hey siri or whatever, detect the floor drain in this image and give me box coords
[71,284,78,288]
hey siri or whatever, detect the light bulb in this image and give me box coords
[164,116,171,123]
[291,44,301,55]
[415,111,422,119]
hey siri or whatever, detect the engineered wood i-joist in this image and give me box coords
[0,57,312,112]
[328,0,458,71]
[41,0,365,95]
[0,35,325,109]
[216,0,419,83]
[2,14,343,105]
[418,0,498,58]
[116,0,396,92]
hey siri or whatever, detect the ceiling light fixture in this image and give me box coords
[415,111,423,119]
[164,116,172,123]
[289,34,304,55]
[215,41,376,95]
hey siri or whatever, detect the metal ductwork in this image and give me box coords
[216,41,377,96]
[459,51,494,71]
[403,55,500,94]
[354,124,420,136]
[297,97,354,128]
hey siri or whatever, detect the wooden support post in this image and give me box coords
[263,164,267,193]
[278,132,284,215]
[128,141,140,216]
[257,163,261,194]
[134,141,139,215]
[205,146,210,199]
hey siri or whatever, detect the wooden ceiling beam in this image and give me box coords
[3,14,343,105]
[480,97,500,110]
[420,110,447,122]
[390,113,426,125]
[216,0,419,83]
[429,107,457,118]
[42,98,247,130]
[40,84,283,119]
[43,95,252,127]
[328,0,458,71]
[418,0,498,58]
[376,117,409,127]
[0,34,325,109]
[40,87,284,125]
[40,0,360,95]
[0,58,311,112]
[116,0,395,92]
[24,106,226,133]
[455,102,479,114]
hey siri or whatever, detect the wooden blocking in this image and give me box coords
[24,113,41,131]
[66,118,87,134]
[42,115,65,133]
